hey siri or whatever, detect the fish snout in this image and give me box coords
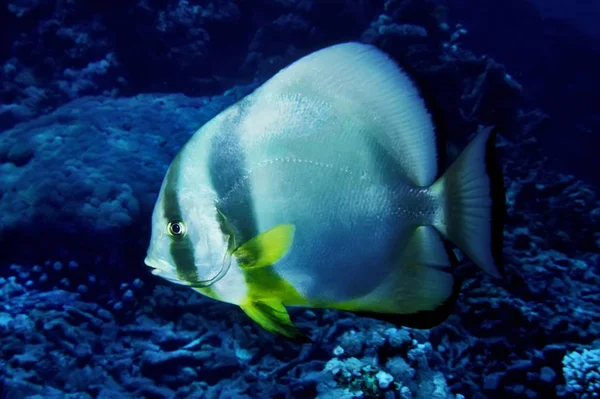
[144,256,168,275]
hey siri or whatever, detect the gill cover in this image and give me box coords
[165,212,232,288]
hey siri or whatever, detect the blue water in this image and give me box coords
[1,1,598,398]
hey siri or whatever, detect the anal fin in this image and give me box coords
[345,226,460,329]
[240,299,311,342]
[403,225,458,269]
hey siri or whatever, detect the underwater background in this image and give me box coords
[1,0,599,398]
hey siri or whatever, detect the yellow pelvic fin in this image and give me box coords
[240,298,310,342]
[233,224,295,269]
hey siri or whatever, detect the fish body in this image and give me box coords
[145,42,505,340]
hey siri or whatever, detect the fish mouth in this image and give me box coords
[144,257,185,285]
[144,256,169,275]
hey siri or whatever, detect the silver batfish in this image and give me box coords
[144,42,505,340]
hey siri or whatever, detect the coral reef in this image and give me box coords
[561,348,600,398]
[0,273,458,398]
[0,0,379,130]
[0,87,255,272]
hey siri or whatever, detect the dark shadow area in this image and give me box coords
[446,0,600,186]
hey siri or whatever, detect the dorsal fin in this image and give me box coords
[262,42,439,187]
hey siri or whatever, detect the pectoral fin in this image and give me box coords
[240,299,311,342]
[233,224,296,269]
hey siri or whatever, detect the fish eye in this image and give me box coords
[167,221,186,237]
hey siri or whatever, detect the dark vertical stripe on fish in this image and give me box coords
[208,100,258,244]
[162,153,200,283]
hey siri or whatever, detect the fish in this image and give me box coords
[144,42,505,341]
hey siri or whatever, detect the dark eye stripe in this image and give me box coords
[162,152,200,283]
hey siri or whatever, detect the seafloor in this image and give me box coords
[1,0,599,398]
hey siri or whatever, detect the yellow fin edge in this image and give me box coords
[233,224,296,269]
[240,298,310,342]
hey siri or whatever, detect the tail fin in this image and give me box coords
[431,126,505,278]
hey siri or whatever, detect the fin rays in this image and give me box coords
[240,299,311,342]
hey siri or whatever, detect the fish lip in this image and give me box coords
[144,256,164,271]
[144,256,173,278]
